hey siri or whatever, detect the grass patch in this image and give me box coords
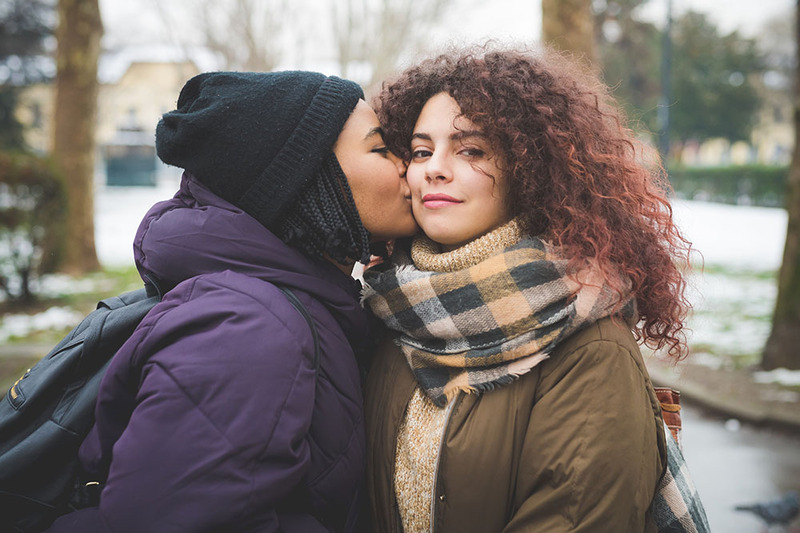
[728,352,762,370]
[0,265,143,389]
[684,266,777,365]
[687,342,718,355]
[698,264,778,281]
[51,266,143,312]
[0,266,141,316]
[0,265,142,345]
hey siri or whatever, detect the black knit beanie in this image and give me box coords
[155,71,364,231]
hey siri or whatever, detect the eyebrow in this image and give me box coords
[411,130,487,142]
[365,127,384,141]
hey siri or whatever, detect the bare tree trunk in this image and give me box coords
[541,0,597,64]
[52,0,102,274]
[761,0,800,370]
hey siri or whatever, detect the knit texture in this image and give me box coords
[394,388,452,533]
[362,222,636,407]
[156,71,363,232]
[411,219,524,272]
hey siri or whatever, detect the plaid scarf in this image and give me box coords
[363,221,635,407]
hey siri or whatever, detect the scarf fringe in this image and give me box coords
[443,358,547,394]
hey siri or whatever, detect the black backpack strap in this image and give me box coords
[277,287,320,375]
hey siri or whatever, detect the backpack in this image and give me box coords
[0,283,319,532]
[0,286,160,531]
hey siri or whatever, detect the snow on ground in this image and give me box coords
[96,191,788,271]
[0,307,84,343]
[0,179,181,343]
[2,184,794,381]
[753,368,800,386]
[667,200,787,363]
[671,199,787,271]
[95,178,181,267]
[685,271,777,359]
[93,188,792,367]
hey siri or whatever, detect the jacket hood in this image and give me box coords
[134,172,370,349]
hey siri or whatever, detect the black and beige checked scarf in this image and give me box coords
[362,220,635,407]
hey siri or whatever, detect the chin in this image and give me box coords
[422,227,460,245]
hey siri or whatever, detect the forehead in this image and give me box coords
[416,92,479,133]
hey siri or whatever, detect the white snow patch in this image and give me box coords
[1,187,791,358]
[685,351,727,370]
[0,307,83,343]
[753,368,800,387]
[94,180,180,267]
[684,271,777,357]
[672,199,787,271]
[93,190,789,272]
[33,274,113,298]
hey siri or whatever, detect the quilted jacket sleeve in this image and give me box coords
[45,274,327,533]
[502,321,666,533]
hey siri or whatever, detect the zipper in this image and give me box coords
[429,393,462,533]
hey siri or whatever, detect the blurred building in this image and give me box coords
[677,69,793,167]
[16,47,204,187]
[16,43,793,183]
[750,70,793,166]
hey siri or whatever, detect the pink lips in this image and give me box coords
[422,193,461,209]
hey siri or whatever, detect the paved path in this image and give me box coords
[646,355,800,433]
[679,399,800,533]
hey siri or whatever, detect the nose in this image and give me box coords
[425,149,452,182]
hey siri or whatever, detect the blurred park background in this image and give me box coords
[1,0,799,531]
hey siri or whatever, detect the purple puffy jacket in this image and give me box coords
[45,174,371,533]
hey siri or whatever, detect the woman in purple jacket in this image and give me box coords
[44,71,417,533]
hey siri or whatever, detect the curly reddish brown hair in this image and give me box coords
[375,45,692,359]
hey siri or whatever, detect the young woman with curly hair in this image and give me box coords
[361,46,695,533]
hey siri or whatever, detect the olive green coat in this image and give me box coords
[364,317,667,533]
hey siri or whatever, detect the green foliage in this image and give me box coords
[597,6,765,146]
[595,0,662,132]
[669,11,763,143]
[0,87,25,150]
[0,0,54,82]
[0,0,55,151]
[0,150,66,303]
[668,164,788,207]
